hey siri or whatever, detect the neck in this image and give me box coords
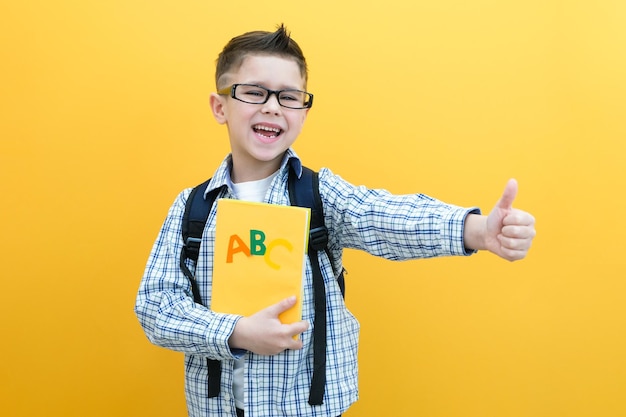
[230,156,283,183]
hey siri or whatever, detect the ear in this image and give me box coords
[210,93,227,124]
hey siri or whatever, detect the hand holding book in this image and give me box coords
[228,296,310,355]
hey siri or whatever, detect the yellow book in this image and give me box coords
[211,198,310,325]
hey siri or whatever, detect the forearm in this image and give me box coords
[135,190,240,359]
[320,169,478,259]
[135,283,241,359]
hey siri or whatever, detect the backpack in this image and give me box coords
[179,166,344,406]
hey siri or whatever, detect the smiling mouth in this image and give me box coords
[253,124,283,138]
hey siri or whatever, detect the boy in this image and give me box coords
[135,25,536,417]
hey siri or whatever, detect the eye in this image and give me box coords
[244,89,266,97]
[279,91,302,102]
[236,85,268,97]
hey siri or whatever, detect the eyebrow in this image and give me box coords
[244,82,305,91]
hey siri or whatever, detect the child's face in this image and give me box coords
[210,54,309,182]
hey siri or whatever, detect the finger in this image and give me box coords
[498,234,534,251]
[501,224,537,239]
[502,210,535,227]
[263,296,298,318]
[284,320,309,338]
[497,246,529,262]
[496,235,530,260]
[279,320,309,350]
[501,210,536,240]
[496,179,518,210]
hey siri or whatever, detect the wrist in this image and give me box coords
[463,213,487,251]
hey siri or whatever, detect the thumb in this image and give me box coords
[264,296,297,318]
[496,179,518,210]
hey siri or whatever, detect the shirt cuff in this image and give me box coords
[440,206,481,256]
[204,312,245,359]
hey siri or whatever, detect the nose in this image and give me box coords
[261,92,282,114]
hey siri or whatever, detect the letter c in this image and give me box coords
[264,238,293,270]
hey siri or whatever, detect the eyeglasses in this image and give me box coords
[217,84,314,109]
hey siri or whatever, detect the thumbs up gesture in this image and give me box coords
[465,179,536,261]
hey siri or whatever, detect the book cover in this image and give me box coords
[211,198,310,325]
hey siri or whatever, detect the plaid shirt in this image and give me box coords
[135,149,479,417]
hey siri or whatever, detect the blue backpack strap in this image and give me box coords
[180,179,224,398]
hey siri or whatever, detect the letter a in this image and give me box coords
[226,234,251,263]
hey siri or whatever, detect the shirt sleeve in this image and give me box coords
[319,168,481,260]
[134,189,243,360]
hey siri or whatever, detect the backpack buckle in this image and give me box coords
[309,226,328,251]
[183,237,202,260]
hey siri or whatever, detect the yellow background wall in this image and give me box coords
[1,1,625,416]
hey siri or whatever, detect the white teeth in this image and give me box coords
[254,125,281,133]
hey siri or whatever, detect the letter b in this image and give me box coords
[250,229,266,256]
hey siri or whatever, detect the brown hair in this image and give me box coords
[215,24,308,88]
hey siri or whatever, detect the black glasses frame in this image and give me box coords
[217,84,314,109]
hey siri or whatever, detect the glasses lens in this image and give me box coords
[234,85,268,104]
[278,90,308,109]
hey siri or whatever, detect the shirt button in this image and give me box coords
[224,393,231,401]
